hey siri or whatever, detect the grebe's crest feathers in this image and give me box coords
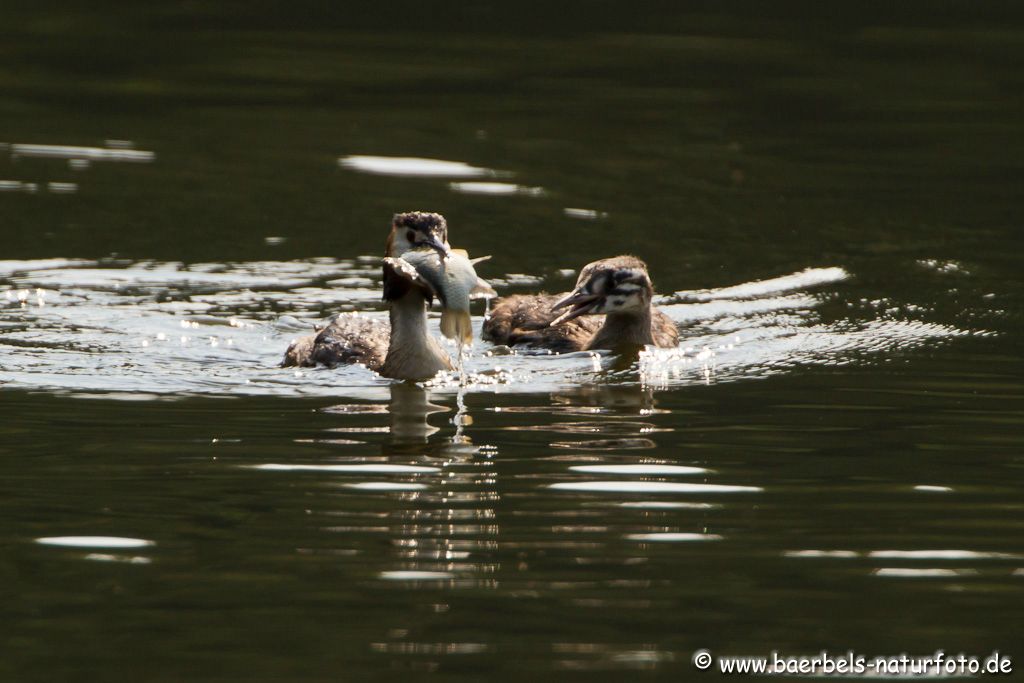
[574,255,653,294]
[386,211,450,257]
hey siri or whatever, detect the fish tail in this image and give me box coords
[440,309,473,344]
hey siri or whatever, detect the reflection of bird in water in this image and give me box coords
[382,384,477,461]
[483,255,679,353]
[379,384,500,590]
[282,212,489,381]
[385,382,445,444]
[552,383,659,414]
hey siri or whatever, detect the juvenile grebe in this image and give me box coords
[482,255,678,353]
[282,212,488,381]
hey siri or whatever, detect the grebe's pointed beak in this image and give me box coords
[425,234,451,259]
[550,288,602,326]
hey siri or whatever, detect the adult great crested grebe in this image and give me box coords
[282,212,490,381]
[482,255,678,353]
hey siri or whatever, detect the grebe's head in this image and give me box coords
[386,211,450,258]
[551,256,654,325]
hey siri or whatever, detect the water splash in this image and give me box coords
[450,342,473,443]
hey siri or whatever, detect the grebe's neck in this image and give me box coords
[378,290,453,381]
[585,305,654,351]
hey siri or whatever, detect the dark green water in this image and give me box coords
[2,4,1023,681]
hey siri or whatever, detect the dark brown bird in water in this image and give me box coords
[282,212,463,381]
[482,255,679,353]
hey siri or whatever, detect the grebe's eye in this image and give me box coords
[406,230,415,243]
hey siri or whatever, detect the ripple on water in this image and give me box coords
[873,568,974,578]
[548,481,762,494]
[489,406,610,415]
[247,464,442,473]
[638,316,976,389]
[625,532,723,542]
[338,155,502,178]
[343,482,430,491]
[83,553,152,564]
[35,536,155,548]
[784,549,1021,561]
[449,181,544,196]
[551,438,657,450]
[784,550,861,558]
[319,403,391,414]
[370,641,490,654]
[12,265,312,292]
[563,207,608,220]
[0,259,98,276]
[569,465,709,475]
[378,570,456,581]
[868,550,1023,560]
[670,266,850,303]
[10,142,155,163]
[617,501,720,509]
[505,421,666,435]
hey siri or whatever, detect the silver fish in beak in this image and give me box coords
[388,248,493,344]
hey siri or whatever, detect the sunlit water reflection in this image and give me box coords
[0,258,980,397]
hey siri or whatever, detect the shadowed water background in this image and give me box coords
[2,3,1023,680]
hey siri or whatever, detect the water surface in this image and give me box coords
[2,4,1023,681]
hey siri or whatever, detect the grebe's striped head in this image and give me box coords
[551,256,654,325]
[386,211,450,258]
